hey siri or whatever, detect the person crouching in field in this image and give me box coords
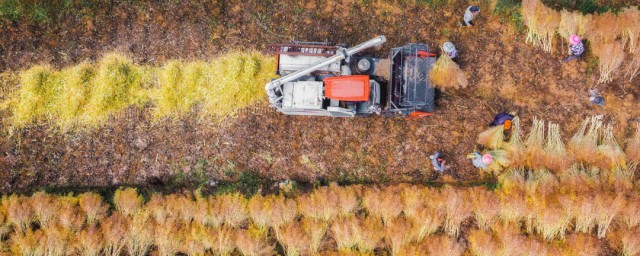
[462,6,480,27]
[430,151,449,173]
[563,34,584,63]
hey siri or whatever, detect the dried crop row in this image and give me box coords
[477,116,640,176]
[2,52,276,130]
[2,181,640,255]
[521,0,640,83]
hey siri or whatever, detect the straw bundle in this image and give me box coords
[543,123,571,172]
[477,125,505,150]
[429,54,467,90]
[596,125,626,170]
[525,118,546,169]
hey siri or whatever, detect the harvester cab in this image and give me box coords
[264,36,436,117]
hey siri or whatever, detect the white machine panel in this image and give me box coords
[282,81,324,109]
[279,55,341,74]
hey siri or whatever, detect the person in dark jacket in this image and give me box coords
[490,112,515,140]
[490,112,514,127]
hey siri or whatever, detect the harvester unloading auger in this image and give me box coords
[265,36,437,118]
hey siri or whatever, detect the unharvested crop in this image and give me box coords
[275,222,310,256]
[3,178,640,255]
[153,221,182,256]
[30,191,59,228]
[74,226,104,256]
[235,228,274,256]
[301,218,327,254]
[297,186,338,222]
[209,226,236,256]
[362,186,403,224]
[217,193,248,228]
[468,187,499,230]
[442,186,471,237]
[5,195,33,234]
[101,213,128,256]
[385,217,415,255]
[611,228,640,256]
[78,192,108,226]
[468,230,502,256]
[125,210,154,256]
[113,188,143,216]
[331,215,384,253]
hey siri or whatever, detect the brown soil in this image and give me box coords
[1,0,639,194]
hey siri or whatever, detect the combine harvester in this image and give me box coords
[265,36,436,118]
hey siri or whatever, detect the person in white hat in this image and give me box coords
[563,34,584,63]
[443,42,458,61]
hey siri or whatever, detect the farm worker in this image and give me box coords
[429,151,448,173]
[562,34,584,63]
[490,112,514,140]
[589,88,605,106]
[490,112,514,129]
[467,151,492,169]
[443,42,458,60]
[462,6,480,27]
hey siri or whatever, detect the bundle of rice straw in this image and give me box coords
[558,10,592,48]
[543,123,571,173]
[485,150,511,176]
[525,118,545,169]
[608,164,636,192]
[569,117,602,165]
[626,122,640,164]
[505,117,526,168]
[477,125,505,150]
[497,168,525,194]
[596,125,626,170]
[429,54,468,90]
[525,169,558,196]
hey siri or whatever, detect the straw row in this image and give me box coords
[477,116,639,175]
[521,1,639,83]
[3,52,277,130]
